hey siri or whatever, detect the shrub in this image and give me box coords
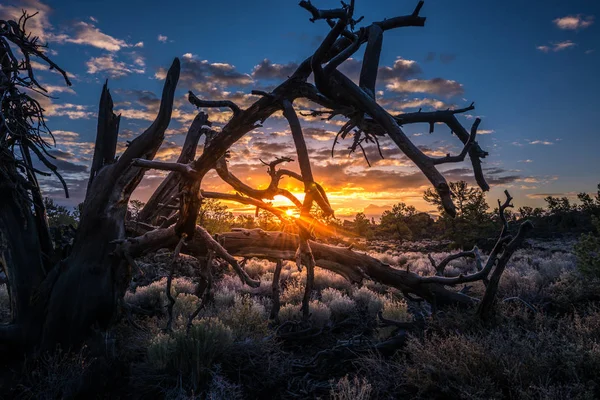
[207,367,243,400]
[330,375,373,400]
[147,318,234,390]
[328,294,356,320]
[218,294,268,340]
[16,347,94,399]
[575,216,600,278]
[352,286,384,317]
[281,277,306,304]
[401,310,600,399]
[213,286,237,309]
[314,268,352,291]
[321,287,345,304]
[0,284,10,323]
[278,303,301,322]
[380,295,409,322]
[173,293,200,321]
[126,277,198,314]
[309,300,331,327]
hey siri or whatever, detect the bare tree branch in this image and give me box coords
[188,90,241,117]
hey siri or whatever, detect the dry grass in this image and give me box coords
[5,238,600,399]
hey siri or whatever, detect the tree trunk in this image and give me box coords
[39,58,180,350]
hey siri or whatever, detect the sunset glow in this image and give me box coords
[4,0,597,219]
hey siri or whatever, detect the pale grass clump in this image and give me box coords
[125,277,197,312]
[213,286,237,309]
[499,268,544,299]
[173,293,200,321]
[216,274,244,292]
[498,251,577,299]
[329,375,373,400]
[243,258,273,279]
[125,279,165,311]
[314,268,352,291]
[239,277,273,297]
[281,277,306,304]
[278,303,301,322]
[217,294,268,340]
[377,251,398,266]
[147,318,234,386]
[171,277,197,295]
[309,300,331,327]
[352,286,384,316]
[328,294,356,320]
[381,295,409,321]
[376,295,410,339]
[537,252,577,279]
[320,287,345,304]
[286,268,304,283]
[363,279,390,294]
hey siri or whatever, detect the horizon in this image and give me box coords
[1,0,598,218]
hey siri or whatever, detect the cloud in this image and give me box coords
[44,102,94,119]
[441,167,522,187]
[158,34,168,43]
[156,54,253,91]
[252,59,298,80]
[0,0,53,42]
[537,40,576,53]
[380,97,449,112]
[529,140,554,145]
[303,127,335,142]
[377,57,422,82]
[58,21,132,51]
[338,57,422,85]
[252,141,292,155]
[1,1,139,54]
[386,78,463,97]
[553,15,594,30]
[44,85,76,94]
[86,53,145,78]
[134,41,144,48]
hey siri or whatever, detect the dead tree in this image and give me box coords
[0,12,181,351]
[1,1,531,354]
[126,0,528,321]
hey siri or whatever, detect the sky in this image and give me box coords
[1,0,599,218]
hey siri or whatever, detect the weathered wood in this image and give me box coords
[138,112,206,224]
[40,58,180,349]
[215,229,476,307]
[88,81,120,190]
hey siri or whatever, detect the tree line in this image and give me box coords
[44,180,600,250]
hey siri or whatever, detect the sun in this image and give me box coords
[285,209,295,217]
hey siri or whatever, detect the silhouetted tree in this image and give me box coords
[0,3,533,355]
[424,180,491,247]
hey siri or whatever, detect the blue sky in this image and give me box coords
[2,0,598,216]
